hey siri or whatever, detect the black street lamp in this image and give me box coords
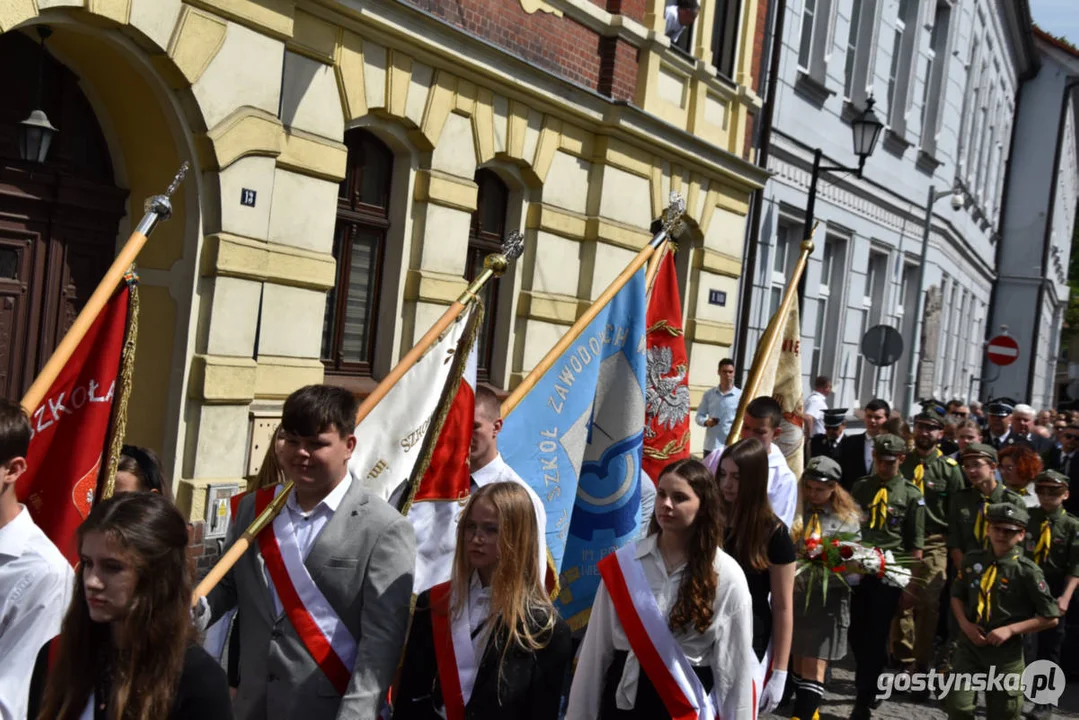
[18,27,58,165]
[799,97,884,250]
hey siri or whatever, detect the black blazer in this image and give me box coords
[809,434,842,462]
[93,645,233,720]
[394,589,573,720]
[1043,446,1079,516]
[837,433,872,491]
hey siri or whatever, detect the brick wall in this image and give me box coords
[188,520,225,579]
[606,0,646,22]
[404,0,638,102]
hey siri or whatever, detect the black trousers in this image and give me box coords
[599,650,714,719]
[850,577,902,706]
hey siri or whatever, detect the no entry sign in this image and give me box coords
[987,335,1019,366]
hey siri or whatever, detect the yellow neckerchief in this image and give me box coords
[976,562,998,625]
[806,507,823,540]
[975,499,989,546]
[912,447,941,493]
[869,478,890,529]
[1034,518,1052,565]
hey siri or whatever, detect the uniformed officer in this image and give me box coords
[948,443,1024,571]
[848,434,925,720]
[985,398,1018,451]
[947,503,1060,720]
[809,408,847,461]
[1024,469,1079,720]
[890,406,965,681]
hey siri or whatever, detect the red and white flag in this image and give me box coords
[17,284,133,565]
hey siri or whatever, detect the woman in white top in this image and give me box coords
[565,458,756,720]
[394,482,572,720]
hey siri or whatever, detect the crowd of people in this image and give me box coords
[1,366,1077,720]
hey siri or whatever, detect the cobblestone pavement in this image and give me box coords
[762,657,1079,720]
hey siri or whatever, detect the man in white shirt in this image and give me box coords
[663,0,699,43]
[470,386,548,580]
[702,396,798,528]
[803,375,831,437]
[0,400,73,720]
[695,358,742,453]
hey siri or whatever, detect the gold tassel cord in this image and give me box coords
[101,270,140,501]
[976,563,998,625]
[1034,520,1052,565]
[869,487,888,529]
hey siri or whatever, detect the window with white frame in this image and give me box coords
[798,0,818,70]
[712,0,741,79]
[885,0,917,133]
[770,225,795,316]
[843,0,864,99]
[812,237,846,378]
[919,2,952,152]
[797,0,835,87]
[860,251,887,402]
[958,39,981,172]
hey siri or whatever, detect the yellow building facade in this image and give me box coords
[0,0,767,530]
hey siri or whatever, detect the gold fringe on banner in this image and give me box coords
[101,268,140,501]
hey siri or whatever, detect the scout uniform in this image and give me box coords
[948,444,1024,557]
[947,504,1060,720]
[1024,470,1079,671]
[892,407,965,670]
[848,434,926,718]
[809,409,847,462]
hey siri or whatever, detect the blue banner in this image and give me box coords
[501,269,647,628]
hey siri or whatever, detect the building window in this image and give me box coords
[842,0,863,99]
[813,237,844,378]
[919,2,951,152]
[886,29,904,122]
[958,39,981,172]
[666,0,696,54]
[859,251,886,402]
[769,225,796,317]
[322,130,393,376]
[798,0,817,69]
[467,169,509,382]
[885,0,917,133]
[712,0,741,79]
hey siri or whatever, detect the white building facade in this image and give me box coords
[742,0,1036,415]
[986,31,1079,410]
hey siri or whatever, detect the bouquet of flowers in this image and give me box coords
[795,532,916,608]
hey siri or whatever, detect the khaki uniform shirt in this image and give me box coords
[900,447,964,536]
[1024,506,1079,585]
[947,483,1024,554]
[851,474,926,551]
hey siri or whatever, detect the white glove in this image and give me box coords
[191,595,211,631]
[758,669,788,714]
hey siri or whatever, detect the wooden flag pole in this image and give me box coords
[21,163,190,416]
[644,239,670,294]
[192,232,525,605]
[725,225,818,446]
[501,194,686,418]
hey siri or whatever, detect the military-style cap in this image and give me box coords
[921,399,947,415]
[1034,469,1070,488]
[823,409,848,428]
[873,433,907,457]
[914,405,946,428]
[960,442,998,463]
[985,502,1029,529]
[805,456,842,482]
[987,397,1017,417]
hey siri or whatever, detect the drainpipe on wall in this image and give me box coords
[734,0,786,379]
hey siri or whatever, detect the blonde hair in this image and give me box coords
[451,483,556,670]
[247,425,286,493]
[790,474,861,541]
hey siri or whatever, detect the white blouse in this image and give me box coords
[565,535,756,719]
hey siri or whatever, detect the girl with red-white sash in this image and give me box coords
[565,458,757,720]
[393,482,572,720]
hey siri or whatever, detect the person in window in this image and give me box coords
[664,0,699,43]
[394,482,571,720]
[38,492,232,719]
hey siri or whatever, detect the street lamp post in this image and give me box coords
[904,184,964,416]
[797,99,885,307]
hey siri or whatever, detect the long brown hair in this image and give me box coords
[647,458,722,633]
[39,493,195,720]
[790,475,860,541]
[451,483,556,668]
[248,424,286,492]
[717,438,776,571]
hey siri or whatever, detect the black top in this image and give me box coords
[726,518,796,658]
[394,589,573,720]
[837,434,872,491]
[94,645,233,720]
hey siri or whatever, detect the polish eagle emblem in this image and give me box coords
[644,345,690,438]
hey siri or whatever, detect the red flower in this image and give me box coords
[831,538,840,547]
[805,537,819,550]
[839,545,853,559]
[831,566,844,573]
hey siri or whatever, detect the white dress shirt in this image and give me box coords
[565,535,756,720]
[0,506,74,720]
[664,3,686,41]
[703,443,799,528]
[804,391,828,437]
[472,454,548,581]
[863,433,875,477]
[266,474,352,616]
[466,572,493,661]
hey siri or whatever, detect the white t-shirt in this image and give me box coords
[472,454,548,581]
[704,443,798,529]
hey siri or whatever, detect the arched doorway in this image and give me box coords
[0,30,126,400]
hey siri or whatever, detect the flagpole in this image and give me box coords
[501,194,686,418]
[644,239,670,293]
[192,232,525,605]
[20,163,190,416]
[725,225,817,446]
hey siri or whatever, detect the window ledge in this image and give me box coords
[916,148,944,172]
[794,70,835,106]
[882,129,913,156]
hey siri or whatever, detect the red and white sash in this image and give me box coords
[598,545,718,720]
[429,581,479,720]
[255,486,357,695]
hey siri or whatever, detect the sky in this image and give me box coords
[1029,0,1079,43]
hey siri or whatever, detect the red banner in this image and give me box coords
[643,253,690,484]
[17,285,131,566]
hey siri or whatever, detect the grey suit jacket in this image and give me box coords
[208,479,416,720]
